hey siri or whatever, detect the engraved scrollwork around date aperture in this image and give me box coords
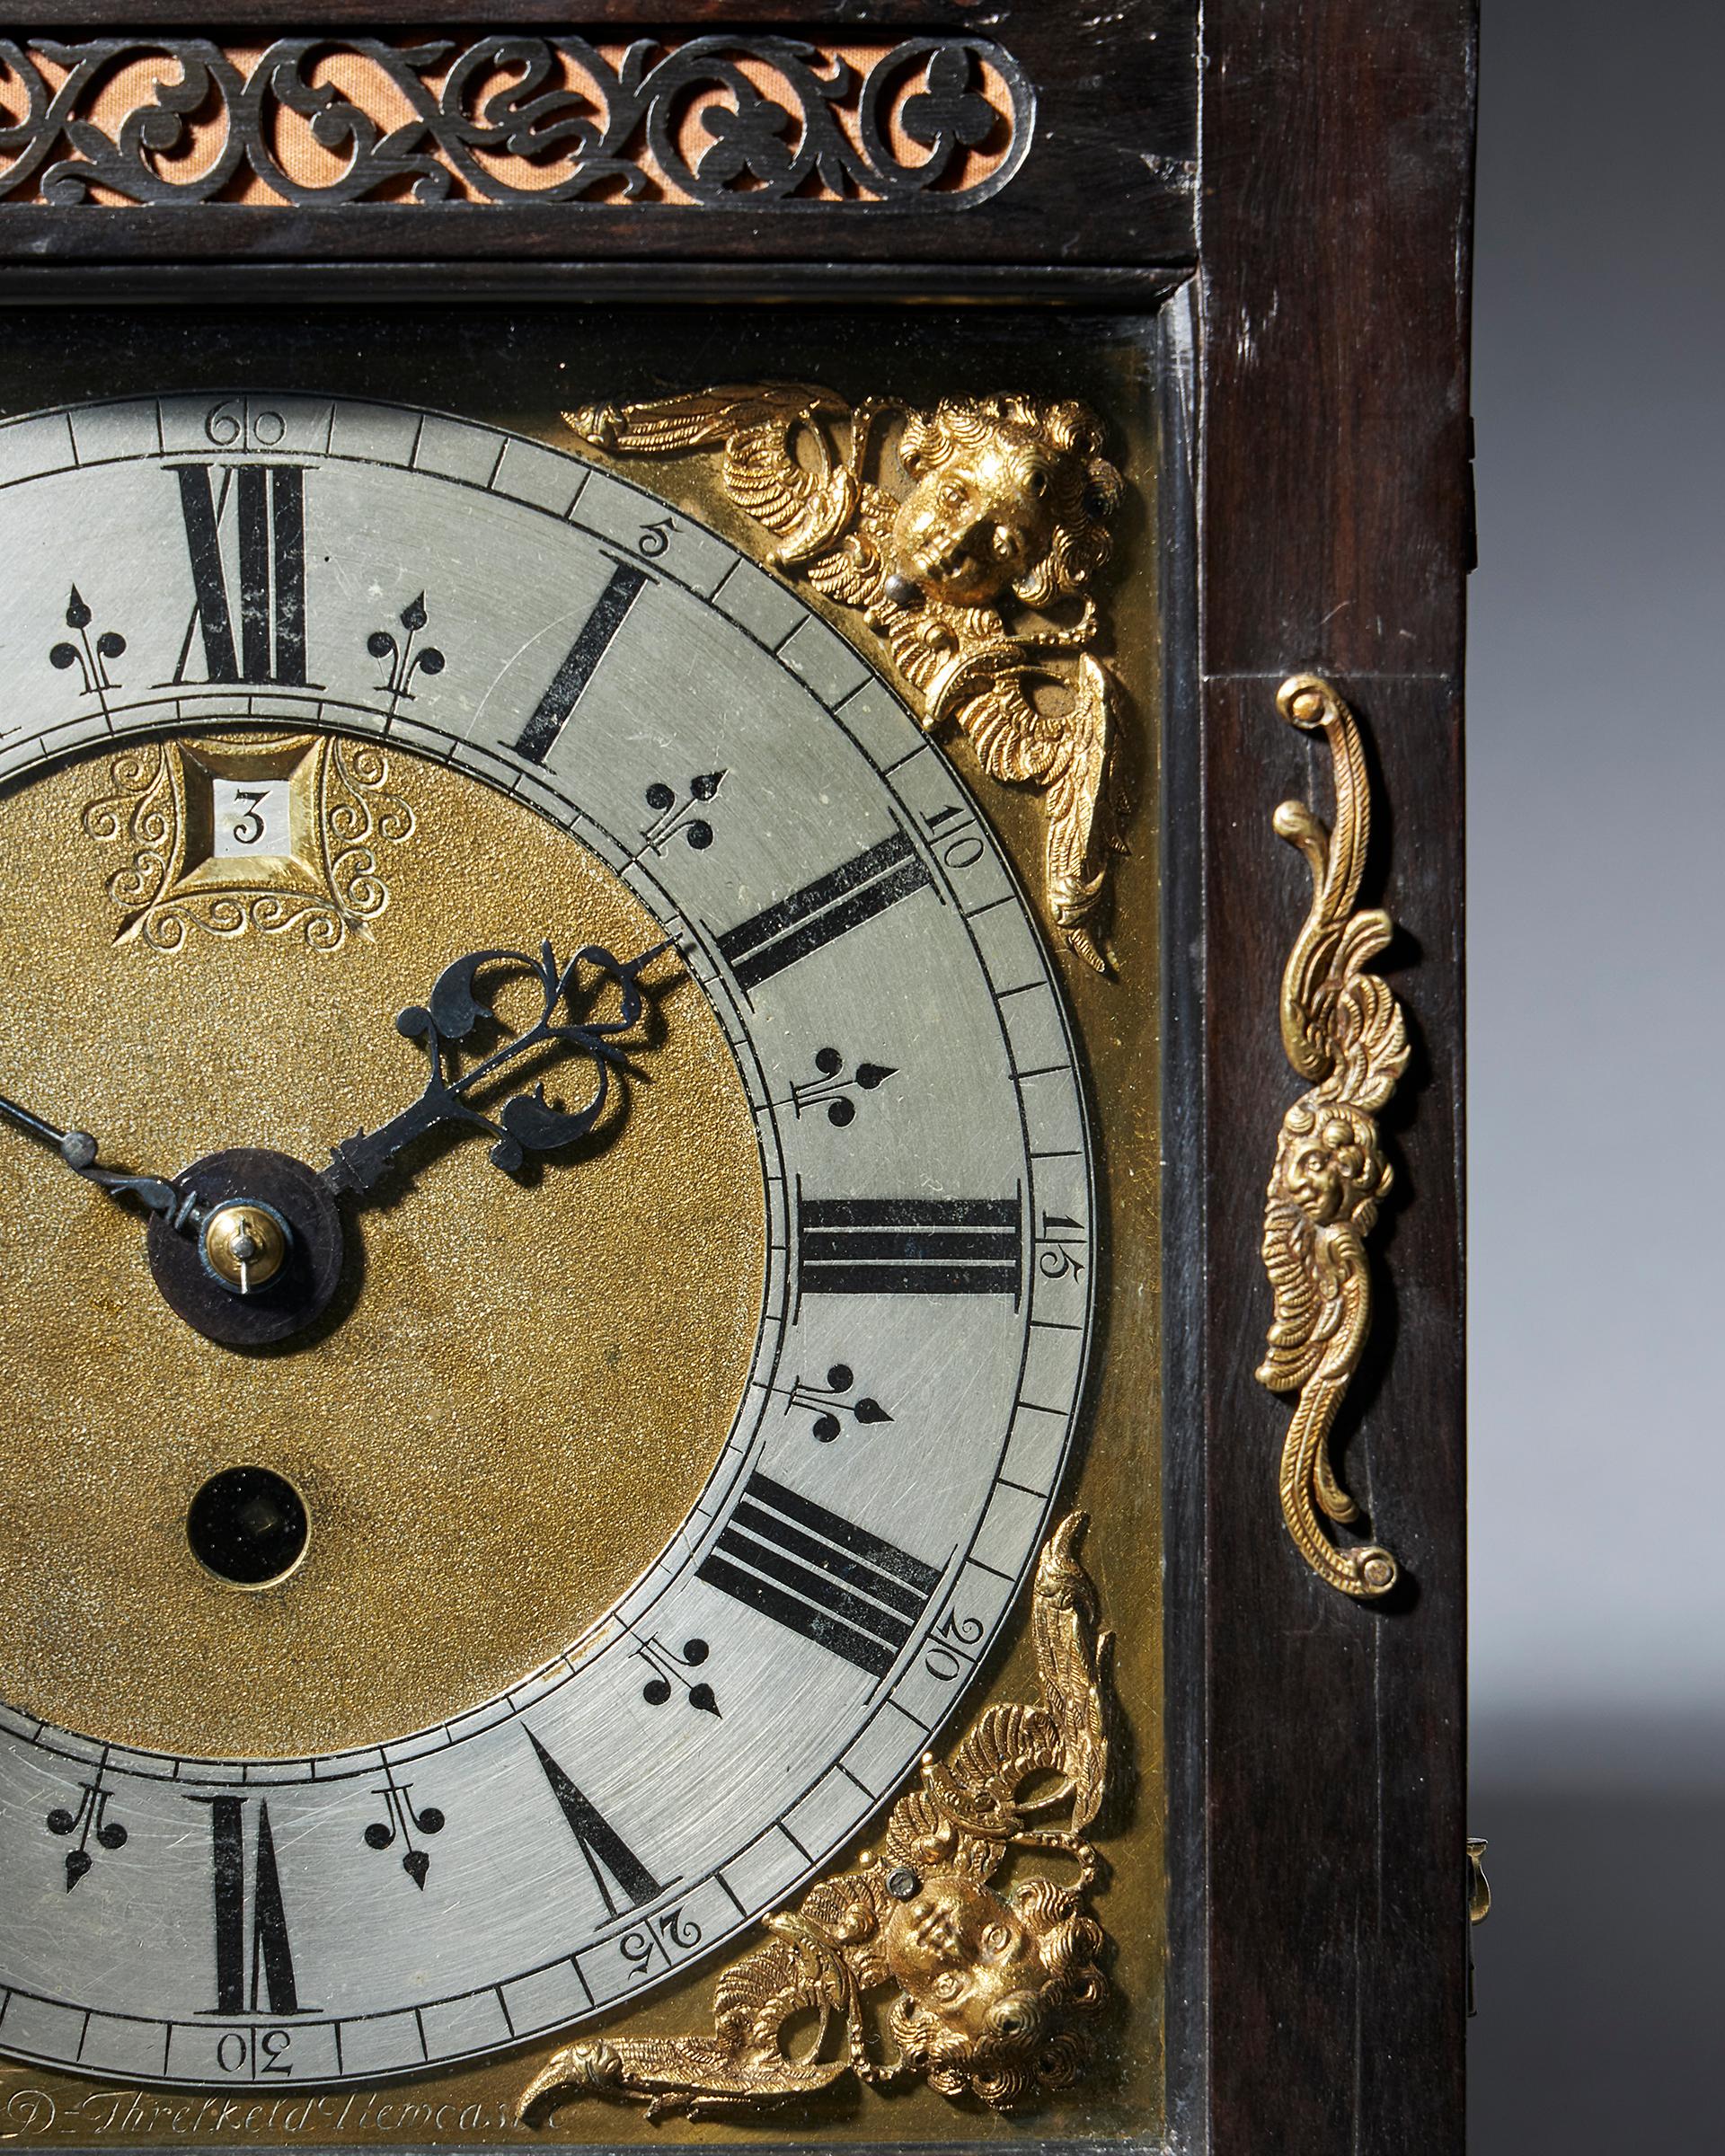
[570,387,1129,972]
[316,738,416,938]
[0,34,1031,209]
[518,1511,1114,2125]
[79,732,413,953]
[1256,676,1411,1599]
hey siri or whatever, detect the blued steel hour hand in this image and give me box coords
[323,937,667,1204]
[0,1087,181,1219]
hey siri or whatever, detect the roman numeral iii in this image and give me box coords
[798,1193,1022,1301]
[173,464,307,686]
[698,1472,942,1678]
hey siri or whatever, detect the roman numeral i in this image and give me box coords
[511,561,649,765]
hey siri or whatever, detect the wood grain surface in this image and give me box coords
[1184,4,1477,2150]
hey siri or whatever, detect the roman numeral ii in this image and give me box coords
[716,831,933,991]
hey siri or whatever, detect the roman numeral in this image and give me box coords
[697,1471,942,1678]
[190,1795,307,2017]
[527,1732,662,1921]
[798,1193,1022,1301]
[511,561,650,764]
[173,464,307,686]
[716,831,933,992]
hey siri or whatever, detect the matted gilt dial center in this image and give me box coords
[0,747,766,1759]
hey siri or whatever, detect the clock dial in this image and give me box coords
[0,394,1094,2089]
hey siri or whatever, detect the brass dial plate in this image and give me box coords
[0,391,1097,2093]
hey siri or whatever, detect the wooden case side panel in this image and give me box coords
[1199,682,1467,2152]
[1193,2,1475,2152]
[1199,0,1478,676]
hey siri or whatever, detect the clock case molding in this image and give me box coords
[0,3,1477,2152]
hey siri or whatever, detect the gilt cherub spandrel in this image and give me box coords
[568,386,1129,973]
[518,1511,1115,2124]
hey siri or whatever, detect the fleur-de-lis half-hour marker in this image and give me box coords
[367,592,446,706]
[791,1047,896,1127]
[363,1770,446,1890]
[46,1769,129,1890]
[49,586,127,703]
[785,1363,892,1443]
[640,773,724,855]
[633,1634,720,1716]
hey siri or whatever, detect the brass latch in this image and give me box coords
[1466,1836,1491,2014]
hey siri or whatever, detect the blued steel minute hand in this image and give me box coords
[322,937,668,1204]
[0,1087,182,1218]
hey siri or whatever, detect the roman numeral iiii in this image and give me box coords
[698,1472,941,1678]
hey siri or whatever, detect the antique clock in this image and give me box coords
[0,6,1477,2155]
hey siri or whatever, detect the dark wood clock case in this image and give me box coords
[0,4,1477,2150]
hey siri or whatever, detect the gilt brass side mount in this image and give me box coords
[1256,675,1410,1600]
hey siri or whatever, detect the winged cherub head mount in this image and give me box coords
[516,1512,1117,2125]
[879,1866,1110,2107]
[567,384,1132,974]
[887,395,1123,613]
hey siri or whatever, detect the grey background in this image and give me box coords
[1468,2,1723,2145]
